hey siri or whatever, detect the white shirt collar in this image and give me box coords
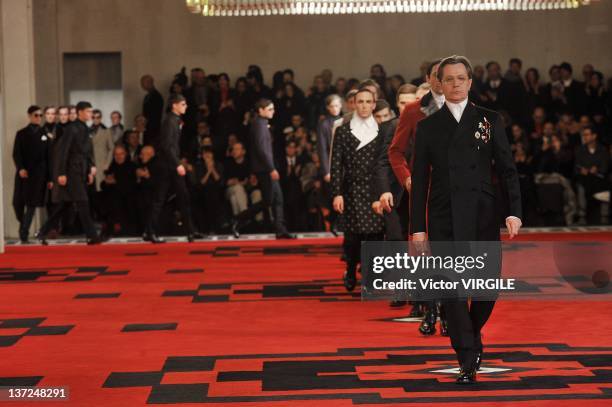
[350,114,378,150]
[563,78,573,87]
[446,98,469,123]
[432,91,445,109]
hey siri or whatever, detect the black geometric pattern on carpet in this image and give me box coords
[74,293,121,299]
[121,323,178,332]
[189,244,342,257]
[0,318,74,347]
[102,343,612,404]
[166,268,204,274]
[162,279,361,303]
[0,266,129,283]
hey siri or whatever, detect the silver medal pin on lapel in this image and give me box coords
[475,131,481,139]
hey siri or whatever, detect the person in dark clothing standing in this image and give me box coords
[233,98,294,239]
[144,93,202,243]
[12,106,50,243]
[141,74,164,141]
[37,101,103,245]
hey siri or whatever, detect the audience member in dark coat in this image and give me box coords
[141,75,164,137]
[101,145,138,235]
[192,147,224,234]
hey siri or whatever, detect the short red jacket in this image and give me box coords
[388,99,426,187]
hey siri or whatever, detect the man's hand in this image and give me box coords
[506,217,522,239]
[270,169,280,181]
[90,167,97,177]
[379,192,394,213]
[18,169,28,178]
[333,195,344,214]
[372,201,383,215]
[323,173,331,183]
[177,165,186,176]
[47,182,53,190]
[411,232,430,255]
[58,175,67,186]
[404,176,412,192]
[87,174,94,185]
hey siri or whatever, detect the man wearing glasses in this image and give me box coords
[411,55,522,384]
[144,93,202,243]
[12,106,48,243]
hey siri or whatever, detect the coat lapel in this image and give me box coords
[452,102,478,144]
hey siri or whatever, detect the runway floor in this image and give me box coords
[1,230,612,406]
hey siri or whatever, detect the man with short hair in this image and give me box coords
[90,109,115,188]
[411,55,522,384]
[109,110,125,144]
[233,99,294,239]
[144,94,201,243]
[575,126,609,224]
[13,106,49,243]
[37,101,103,245]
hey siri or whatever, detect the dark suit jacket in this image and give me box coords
[410,102,522,241]
[158,112,183,170]
[249,116,275,173]
[372,118,403,202]
[143,88,164,133]
[55,120,95,203]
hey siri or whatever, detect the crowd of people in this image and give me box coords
[11,59,612,243]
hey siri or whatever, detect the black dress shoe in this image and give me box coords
[439,316,449,337]
[187,232,204,242]
[343,269,357,292]
[144,234,165,244]
[35,232,48,246]
[474,351,482,371]
[389,300,407,308]
[231,221,240,238]
[20,239,31,245]
[408,304,423,318]
[86,236,104,245]
[456,366,477,384]
[276,232,296,239]
[419,307,437,335]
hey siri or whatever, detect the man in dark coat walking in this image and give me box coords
[411,56,522,384]
[12,105,50,243]
[37,101,103,245]
[144,93,201,243]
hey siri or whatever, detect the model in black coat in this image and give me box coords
[411,100,522,382]
[12,123,50,241]
[38,118,100,243]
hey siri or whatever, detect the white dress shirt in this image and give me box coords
[446,98,469,122]
[350,114,378,150]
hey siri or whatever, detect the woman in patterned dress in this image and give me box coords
[331,87,385,291]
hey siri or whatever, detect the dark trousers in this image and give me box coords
[345,232,384,273]
[443,299,495,368]
[237,173,288,234]
[18,206,37,241]
[39,201,97,239]
[147,172,195,235]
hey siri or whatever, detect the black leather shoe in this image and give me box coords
[144,234,165,244]
[35,232,48,246]
[389,300,407,308]
[456,366,477,384]
[474,351,482,371]
[231,221,240,238]
[439,316,449,337]
[86,236,104,245]
[187,232,204,242]
[419,307,437,336]
[343,269,357,292]
[276,232,296,239]
[408,304,423,318]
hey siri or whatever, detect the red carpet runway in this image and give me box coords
[1,231,612,406]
